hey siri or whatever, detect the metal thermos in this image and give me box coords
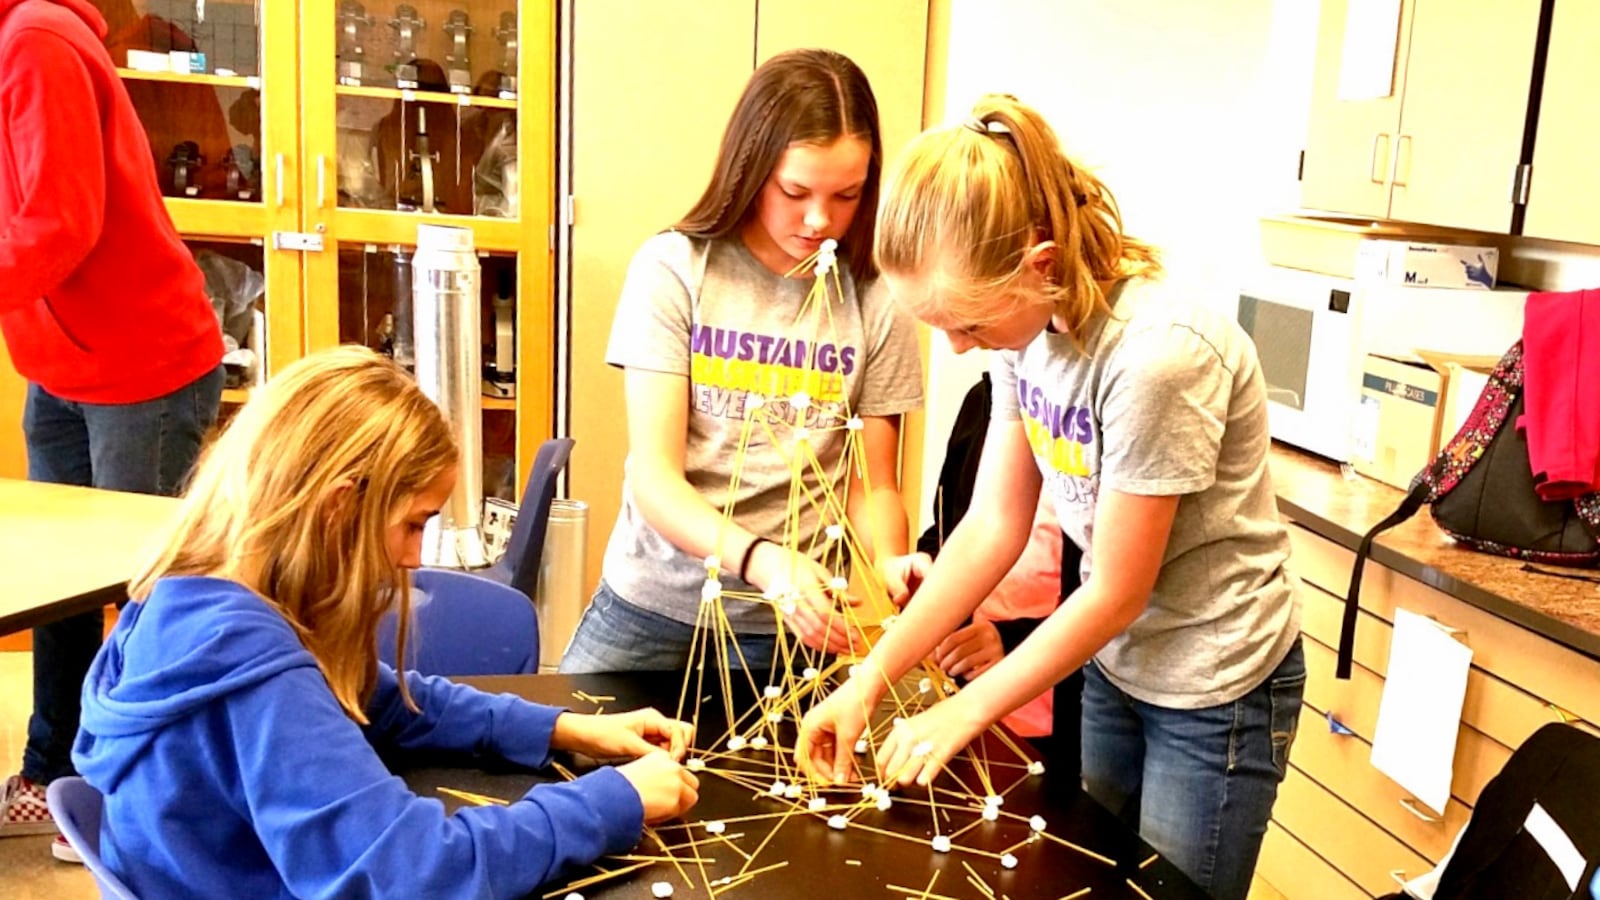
[413,224,487,568]
[536,499,588,670]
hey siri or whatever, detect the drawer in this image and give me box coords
[1258,821,1371,900]
[1273,765,1433,895]
[1286,524,1600,727]
[1287,704,1471,862]
[1303,633,1508,806]
[1297,576,1597,753]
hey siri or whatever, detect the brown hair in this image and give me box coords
[128,347,458,722]
[875,94,1161,346]
[676,48,883,284]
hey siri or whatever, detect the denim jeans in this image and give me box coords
[557,581,780,677]
[1081,638,1305,900]
[20,366,222,784]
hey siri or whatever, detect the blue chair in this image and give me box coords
[481,437,575,600]
[378,568,539,676]
[46,777,139,900]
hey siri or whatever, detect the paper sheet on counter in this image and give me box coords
[1370,607,1473,816]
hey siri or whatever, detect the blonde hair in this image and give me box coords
[128,346,458,722]
[875,94,1161,345]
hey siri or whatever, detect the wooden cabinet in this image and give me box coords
[1300,0,1543,233]
[564,0,929,593]
[1520,0,1600,245]
[1259,521,1600,898]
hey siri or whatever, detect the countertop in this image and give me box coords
[1268,443,1600,662]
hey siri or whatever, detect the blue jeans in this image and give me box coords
[557,581,780,677]
[21,367,222,784]
[1081,638,1305,900]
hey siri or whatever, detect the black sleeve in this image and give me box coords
[917,374,993,560]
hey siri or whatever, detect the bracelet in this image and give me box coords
[738,536,771,583]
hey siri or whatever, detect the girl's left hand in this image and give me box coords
[874,695,988,788]
[552,708,695,762]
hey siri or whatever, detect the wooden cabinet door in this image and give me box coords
[1387,0,1542,231]
[1299,0,1410,218]
[1521,0,1600,244]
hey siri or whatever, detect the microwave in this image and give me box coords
[1236,265,1527,461]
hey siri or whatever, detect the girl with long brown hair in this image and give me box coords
[797,95,1304,900]
[559,49,923,675]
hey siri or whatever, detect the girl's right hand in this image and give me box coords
[747,542,864,654]
[616,750,699,824]
[794,677,873,784]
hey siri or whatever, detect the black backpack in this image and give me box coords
[1338,340,1600,678]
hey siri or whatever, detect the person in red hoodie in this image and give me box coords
[0,0,224,863]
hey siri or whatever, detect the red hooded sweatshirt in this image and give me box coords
[0,0,222,404]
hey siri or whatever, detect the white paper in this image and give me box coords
[1371,608,1472,815]
[1524,802,1585,892]
[1337,0,1403,101]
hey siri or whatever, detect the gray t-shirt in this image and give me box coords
[603,232,925,632]
[990,277,1300,708]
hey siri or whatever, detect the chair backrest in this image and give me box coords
[46,777,140,900]
[497,437,575,599]
[378,568,539,676]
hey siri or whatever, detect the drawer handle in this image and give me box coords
[1400,797,1442,823]
[1369,133,1390,184]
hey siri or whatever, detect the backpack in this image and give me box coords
[1337,340,1600,679]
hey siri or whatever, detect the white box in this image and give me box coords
[1356,240,1500,289]
[126,49,169,72]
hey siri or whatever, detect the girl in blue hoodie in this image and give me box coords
[73,346,699,899]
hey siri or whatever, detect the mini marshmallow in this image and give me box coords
[704,820,726,834]
[982,805,1000,822]
[726,736,747,751]
[918,677,932,694]
[803,666,820,680]
[859,782,877,798]
[564,894,584,900]
[848,664,861,678]
[931,835,952,853]
[808,797,828,811]
[827,814,849,830]
[750,736,769,749]
[700,579,721,604]
[875,794,893,811]
[879,614,897,629]
[652,881,674,897]
[763,685,782,699]
[892,717,906,728]
[793,427,811,444]
[985,794,1004,807]
[1000,853,1018,870]
[780,600,798,616]
[686,758,705,771]
[746,394,766,410]
[784,783,803,799]
[824,524,844,541]
[820,238,838,253]
[703,555,720,571]
[769,780,787,797]
[829,576,849,592]
[846,417,864,431]
[766,711,783,723]
[1029,815,1047,832]
[790,391,811,410]
[853,738,868,754]
[911,740,934,758]
[1027,760,1046,776]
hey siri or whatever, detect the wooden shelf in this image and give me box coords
[221,388,252,405]
[117,67,259,90]
[164,198,269,240]
[330,208,527,252]
[335,84,518,110]
[482,396,516,411]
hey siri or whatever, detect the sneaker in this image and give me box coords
[51,834,82,864]
[0,774,57,838]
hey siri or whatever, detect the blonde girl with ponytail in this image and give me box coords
[798,95,1303,900]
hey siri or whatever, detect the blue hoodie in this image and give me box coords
[74,576,644,899]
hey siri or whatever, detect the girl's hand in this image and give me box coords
[794,677,874,784]
[552,708,694,761]
[934,620,1004,679]
[747,542,865,654]
[874,695,988,789]
[616,750,699,823]
[877,552,932,608]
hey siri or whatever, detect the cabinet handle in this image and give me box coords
[1369,133,1389,184]
[1399,797,1442,823]
[316,154,327,209]
[1392,134,1412,187]
[275,153,285,209]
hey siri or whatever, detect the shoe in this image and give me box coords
[0,774,57,838]
[52,834,82,864]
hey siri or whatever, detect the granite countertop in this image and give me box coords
[1268,443,1600,662]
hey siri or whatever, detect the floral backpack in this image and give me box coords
[1337,340,1600,679]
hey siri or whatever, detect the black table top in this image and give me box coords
[398,673,1207,900]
